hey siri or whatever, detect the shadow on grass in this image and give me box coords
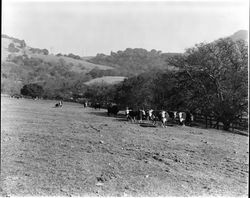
[87,111,126,119]
[191,122,248,136]
[87,111,109,117]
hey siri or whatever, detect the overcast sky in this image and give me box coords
[2,0,249,56]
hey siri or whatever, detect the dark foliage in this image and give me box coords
[2,34,26,48]
[29,47,49,55]
[89,48,179,76]
[56,53,82,60]
[85,38,248,131]
[2,35,247,131]
[20,83,44,98]
[8,43,19,53]
[2,55,91,100]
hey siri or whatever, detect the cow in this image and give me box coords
[186,111,194,126]
[11,94,22,99]
[125,107,132,120]
[127,110,139,122]
[147,109,154,121]
[55,101,63,108]
[161,111,170,127]
[125,109,144,122]
[167,111,175,120]
[137,109,146,123]
[178,111,194,126]
[153,110,170,127]
[93,103,101,110]
[107,105,119,116]
[178,111,186,125]
[147,110,169,127]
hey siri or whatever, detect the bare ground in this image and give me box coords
[1,97,249,196]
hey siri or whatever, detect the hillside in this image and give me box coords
[1,97,248,196]
[1,34,113,73]
[1,30,247,99]
[88,48,180,76]
[87,30,248,76]
[30,54,113,73]
[1,34,116,98]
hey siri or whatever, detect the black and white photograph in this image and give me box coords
[1,0,249,196]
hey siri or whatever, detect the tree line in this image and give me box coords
[88,48,179,76]
[83,38,248,131]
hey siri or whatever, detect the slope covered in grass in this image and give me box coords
[84,76,127,85]
[31,54,113,73]
[1,97,248,196]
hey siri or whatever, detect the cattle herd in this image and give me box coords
[124,108,194,127]
[105,104,194,127]
[52,101,194,127]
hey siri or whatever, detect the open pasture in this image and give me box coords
[1,97,248,196]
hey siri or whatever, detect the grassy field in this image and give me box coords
[84,76,127,85]
[1,97,248,196]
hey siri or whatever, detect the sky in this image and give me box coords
[2,0,249,56]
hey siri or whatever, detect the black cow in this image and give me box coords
[185,111,194,125]
[127,109,146,123]
[107,105,119,116]
[93,103,101,110]
[127,110,138,122]
[55,101,63,108]
[167,111,175,120]
[151,110,162,122]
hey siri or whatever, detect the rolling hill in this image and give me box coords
[30,54,113,73]
[1,34,122,96]
[1,30,248,97]
[1,34,128,98]
[1,34,113,73]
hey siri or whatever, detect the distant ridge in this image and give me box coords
[229,30,248,41]
[1,34,113,72]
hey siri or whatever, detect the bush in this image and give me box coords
[42,49,49,55]
[8,43,19,53]
[20,83,44,98]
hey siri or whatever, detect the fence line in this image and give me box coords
[193,113,248,133]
